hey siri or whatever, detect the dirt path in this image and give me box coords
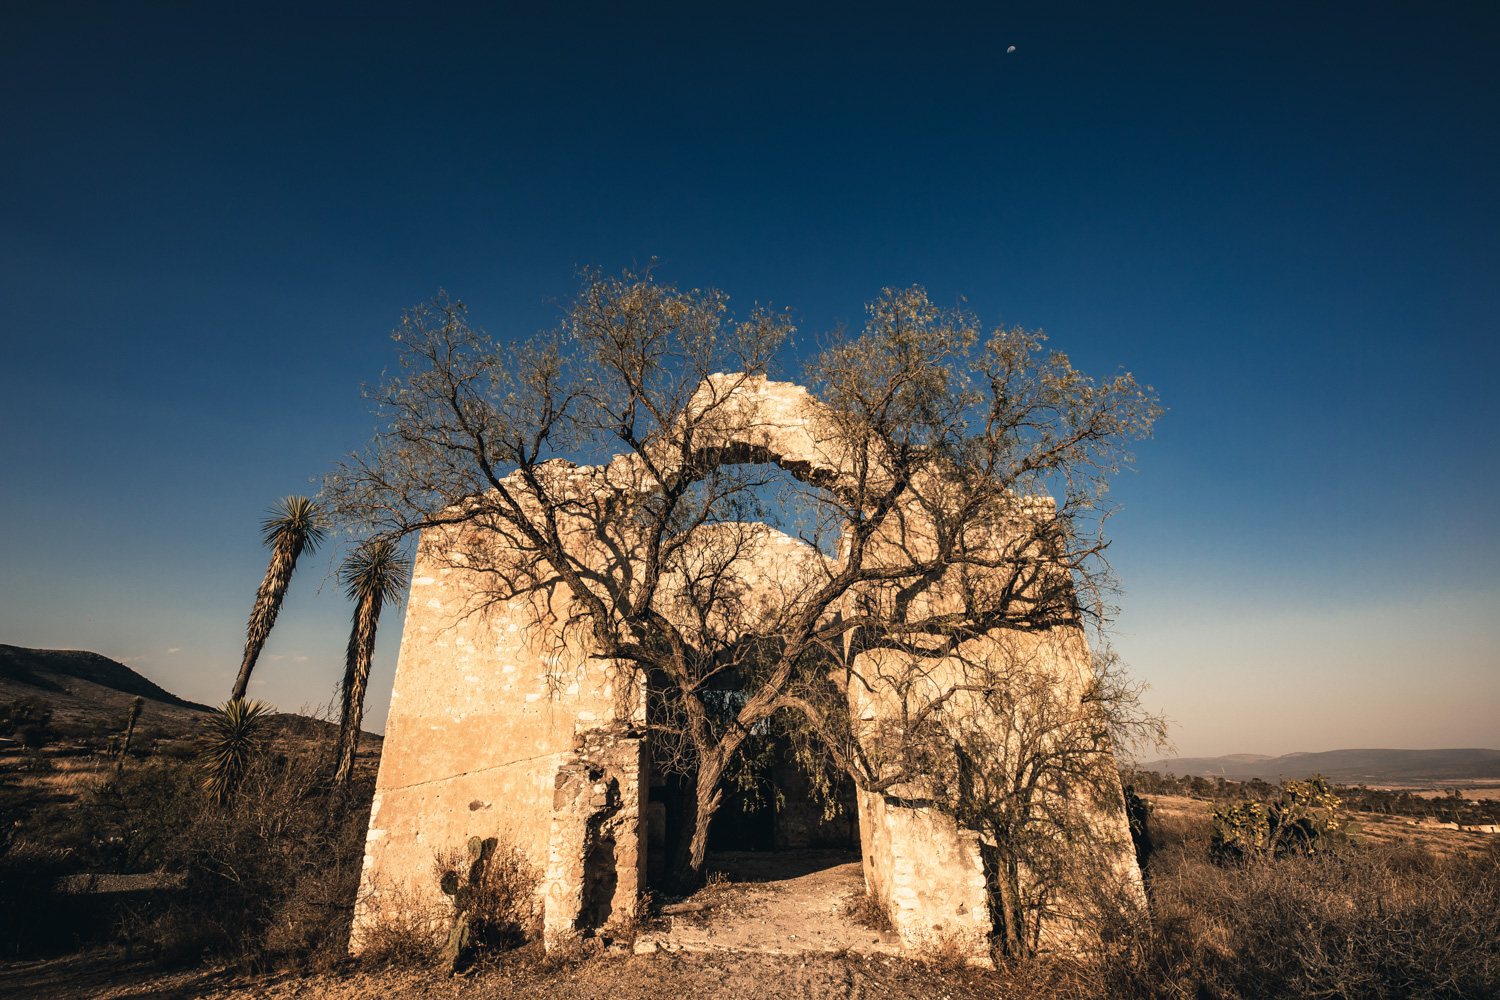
[638,850,905,959]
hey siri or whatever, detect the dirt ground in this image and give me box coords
[639,850,907,959]
[0,949,1002,1000]
[11,802,1493,999]
[0,850,990,1000]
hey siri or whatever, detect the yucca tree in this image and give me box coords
[200,698,270,803]
[334,537,408,786]
[116,695,145,773]
[231,495,327,701]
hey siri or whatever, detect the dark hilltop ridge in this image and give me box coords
[0,644,380,752]
[0,644,210,710]
[0,643,213,738]
[1145,748,1500,786]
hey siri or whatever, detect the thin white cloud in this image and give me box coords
[166,647,180,653]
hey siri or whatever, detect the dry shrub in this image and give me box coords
[432,836,542,954]
[918,931,978,973]
[843,886,894,932]
[6,731,375,969]
[1031,807,1500,1000]
[153,740,372,970]
[1143,843,1500,998]
[353,881,443,968]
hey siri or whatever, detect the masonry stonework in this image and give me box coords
[351,376,1143,959]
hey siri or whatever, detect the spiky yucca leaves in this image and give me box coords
[231,496,327,701]
[334,537,409,786]
[199,698,270,803]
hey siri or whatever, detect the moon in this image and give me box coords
[1007,45,1016,53]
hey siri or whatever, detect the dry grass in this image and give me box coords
[1,734,373,970]
[1008,807,1500,999]
[841,886,893,932]
[917,932,978,973]
[348,880,443,968]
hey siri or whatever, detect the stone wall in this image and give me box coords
[772,744,860,850]
[352,374,1143,959]
[542,727,646,949]
[858,788,992,953]
[350,524,645,952]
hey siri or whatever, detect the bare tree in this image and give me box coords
[325,269,1160,890]
[780,626,1167,958]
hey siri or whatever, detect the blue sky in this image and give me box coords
[1,3,1495,757]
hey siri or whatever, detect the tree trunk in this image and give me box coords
[232,539,299,701]
[667,759,726,892]
[117,714,138,774]
[230,652,258,703]
[994,858,1025,960]
[335,593,381,786]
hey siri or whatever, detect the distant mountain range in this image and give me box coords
[1142,748,1500,785]
[4,644,1488,786]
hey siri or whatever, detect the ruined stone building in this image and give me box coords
[351,377,1143,958]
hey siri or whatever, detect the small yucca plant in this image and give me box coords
[199,698,270,803]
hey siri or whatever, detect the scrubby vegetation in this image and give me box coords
[1127,768,1500,827]
[3,716,1498,1000]
[1206,775,1365,861]
[432,835,543,970]
[1078,802,1500,1000]
[0,720,372,970]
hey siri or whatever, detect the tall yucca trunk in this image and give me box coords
[334,589,382,786]
[333,536,406,787]
[232,533,305,701]
[117,696,144,774]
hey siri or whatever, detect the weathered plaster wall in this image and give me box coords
[350,525,645,950]
[847,627,1144,958]
[858,788,992,952]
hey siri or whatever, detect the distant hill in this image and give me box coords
[0,644,210,710]
[1143,748,1500,785]
[0,643,214,737]
[0,644,381,757]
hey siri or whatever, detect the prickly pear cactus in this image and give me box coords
[1210,800,1271,861]
[1270,775,1364,856]
[1211,774,1363,862]
[1124,785,1155,868]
